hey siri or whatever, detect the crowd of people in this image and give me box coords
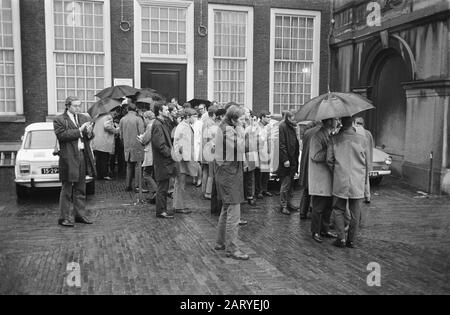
[54,95,373,261]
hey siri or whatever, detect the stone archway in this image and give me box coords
[358,35,415,175]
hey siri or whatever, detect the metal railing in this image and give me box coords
[0,151,16,167]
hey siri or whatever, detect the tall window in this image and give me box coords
[270,9,320,116]
[0,0,22,115]
[141,5,187,56]
[208,5,253,108]
[46,0,111,114]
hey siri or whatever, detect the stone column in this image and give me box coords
[402,79,450,194]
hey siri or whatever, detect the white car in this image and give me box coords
[14,122,95,199]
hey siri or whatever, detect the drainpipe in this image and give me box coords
[442,96,449,192]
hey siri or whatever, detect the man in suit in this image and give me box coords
[152,101,177,218]
[119,98,145,192]
[327,116,370,248]
[278,111,300,215]
[53,96,95,227]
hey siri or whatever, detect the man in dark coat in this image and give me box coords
[278,111,300,215]
[53,96,95,227]
[298,122,321,220]
[151,102,177,218]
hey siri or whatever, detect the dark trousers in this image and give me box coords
[59,151,86,221]
[112,138,125,175]
[255,168,269,195]
[94,150,110,179]
[299,187,311,217]
[211,177,223,215]
[126,161,137,190]
[244,170,255,199]
[310,195,333,235]
[143,166,157,195]
[333,197,362,242]
[156,179,170,215]
[280,175,295,208]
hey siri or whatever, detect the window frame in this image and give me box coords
[269,8,321,117]
[134,0,194,101]
[0,0,23,116]
[45,0,112,115]
[207,4,253,109]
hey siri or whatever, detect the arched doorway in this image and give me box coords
[372,52,409,153]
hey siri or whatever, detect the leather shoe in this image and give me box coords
[332,239,346,248]
[156,212,174,219]
[58,219,74,227]
[321,231,338,239]
[312,233,323,243]
[74,216,92,224]
[263,191,273,197]
[214,244,226,250]
[346,241,355,248]
[175,209,192,214]
[226,251,249,260]
[146,197,156,204]
[288,205,300,212]
[238,219,248,226]
[280,207,290,215]
[247,198,256,206]
[256,193,264,200]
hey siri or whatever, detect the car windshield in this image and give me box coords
[24,130,57,149]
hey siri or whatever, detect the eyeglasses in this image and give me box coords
[356,122,363,126]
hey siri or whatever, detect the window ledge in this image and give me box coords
[0,115,26,123]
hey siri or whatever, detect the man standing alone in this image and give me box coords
[327,116,370,248]
[54,96,95,227]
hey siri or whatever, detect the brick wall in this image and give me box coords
[0,0,48,142]
[110,0,134,83]
[194,0,331,114]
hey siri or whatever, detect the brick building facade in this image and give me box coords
[0,0,331,148]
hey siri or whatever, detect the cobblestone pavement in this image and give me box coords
[0,167,449,295]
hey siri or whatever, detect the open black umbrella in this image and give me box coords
[295,92,374,122]
[88,98,122,119]
[95,85,140,100]
[188,99,211,108]
[135,88,159,104]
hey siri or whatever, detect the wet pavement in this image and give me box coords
[0,167,449,295]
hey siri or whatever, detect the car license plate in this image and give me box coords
[370,171,379,177]
[41,167,59,174]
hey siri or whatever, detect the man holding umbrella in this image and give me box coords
[327,116,370,248]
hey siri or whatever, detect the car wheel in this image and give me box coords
[370,177,383,186]
[16,184,28,199]
[86,181,95,195]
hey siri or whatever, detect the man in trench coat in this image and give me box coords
[54,96,95,227]
[298,122,321,220]
[327,116,370,248]
[309,118,339,243]
[214,105,249,260]
[119,100,145,192]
